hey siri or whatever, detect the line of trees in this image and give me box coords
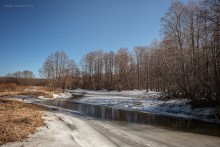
[2,70,47,86]
[6,70,35,79]
[79,44,169,91]
[4,70,37,86]
[40,0,220,104]
[0,77,48,87]
[80,0,220,102]
[158,0,220,102]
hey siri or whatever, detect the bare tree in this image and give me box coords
[40,51,78,89]
[103,51,115,90]
[114,48,131,90]
[134,46,146,89]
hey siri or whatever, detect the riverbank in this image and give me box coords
[72,89,220,121]
[2,103,220,147]
[1,89,220,146]
[0,98,47,146]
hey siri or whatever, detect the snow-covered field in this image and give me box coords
[72,89,220,120]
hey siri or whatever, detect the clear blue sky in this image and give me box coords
[0,0,189,77]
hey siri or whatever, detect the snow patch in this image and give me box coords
[52,93,72,99]
[72,89,220,120]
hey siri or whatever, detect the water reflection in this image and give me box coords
[41,99,220,137]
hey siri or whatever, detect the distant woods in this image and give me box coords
[2,0,219,104]
[1,70,46,88]
[6,70,35,79]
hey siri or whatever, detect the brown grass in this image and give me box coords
[0,83,17,92]
[0,98,48,146]
[0,86,54,98]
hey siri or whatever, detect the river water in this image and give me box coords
[39,98,220,137]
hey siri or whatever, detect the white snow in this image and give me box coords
[2,111,118,147]
[2,89,219,120]
[2,90,220,146]
[52,92,72,99]
[71,89,220,120]
[2,108,220,147]
[71,88,162,98]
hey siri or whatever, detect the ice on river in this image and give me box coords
[72,89,220,120]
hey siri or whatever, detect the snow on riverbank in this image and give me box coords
[3,107,220,147]
[4,89,219,120]
[71,89,220,120]
[2,90,220,146]
[2,111,80,147]
[71,88,163,98]
[2,111,125,147]
[51,92,72,99]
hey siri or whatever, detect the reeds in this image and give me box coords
[0,99,48,146]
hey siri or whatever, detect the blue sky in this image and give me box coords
[0,0,189,77]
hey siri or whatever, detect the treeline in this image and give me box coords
[80,48,156,91]
[39,0,219,103]
[2,70,44,87]
[0,77,48,87]
[6,70,35,79]
[158,0,220,102]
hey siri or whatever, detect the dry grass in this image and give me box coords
[0,83,17,92]
[0,98,48,146]
[0,86,54,98]
[0,91,53,98]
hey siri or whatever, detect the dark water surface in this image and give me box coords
[40,98,220,137]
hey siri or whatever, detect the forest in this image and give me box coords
[3,0,220,105]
